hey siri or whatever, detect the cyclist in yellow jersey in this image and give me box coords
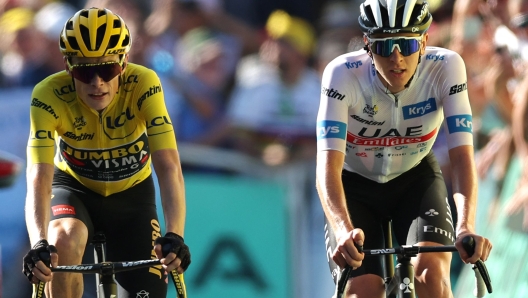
[22,7,191,297]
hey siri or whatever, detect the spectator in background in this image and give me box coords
[495,0,528,229]
[313,1,363,77]
[225,10,319,166]
[448,0,517,224]
[505,62,528,230]
[147,0,242,150]
[0,7,52,87]
[33,1,78,74]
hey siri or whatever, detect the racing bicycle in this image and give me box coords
[333,219,492,298]
[32,232,187,298]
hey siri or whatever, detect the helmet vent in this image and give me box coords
[59,38,66,49]
[409,4,425,24]
[108,35,120,49]
[65,20,74,31]
[122,35,130,47]
[364,6,376,27]
[67,36,80,50]
[95,24,107,49]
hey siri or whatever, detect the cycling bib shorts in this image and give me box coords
[51,168,167,297]
[324,152,455,283]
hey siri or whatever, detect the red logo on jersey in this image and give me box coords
[52,204,76,216]
[347,128,437,146]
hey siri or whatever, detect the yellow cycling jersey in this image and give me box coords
[27,63,177,196]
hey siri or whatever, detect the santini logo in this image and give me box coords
[449,82,467,95]
[446,114,473,134]
[403,98,437,119]
[317,121,346,140]
[321,87,345,100]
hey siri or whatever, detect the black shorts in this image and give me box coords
[324,152,455,283]
[51,168,167,297]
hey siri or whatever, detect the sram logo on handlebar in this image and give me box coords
[371,248,396,254]
[61,265,94,270]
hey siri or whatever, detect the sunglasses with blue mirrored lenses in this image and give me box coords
[368,36,422,57]
[67,60,123,84]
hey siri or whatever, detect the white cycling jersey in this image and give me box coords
[317,46,473,183]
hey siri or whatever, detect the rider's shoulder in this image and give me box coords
[124,63,159,80]
[32,71,73,98]
[324,49,370,74]
[422,46,464,63]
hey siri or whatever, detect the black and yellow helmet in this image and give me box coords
[59,7,131,57]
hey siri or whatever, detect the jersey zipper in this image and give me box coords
[98,112,109,195]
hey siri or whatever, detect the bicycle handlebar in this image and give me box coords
[360,244,458,256]
[333,236,492,298]
[50,259,162,274]
[33,259,187,298]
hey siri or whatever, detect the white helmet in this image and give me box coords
[358,0,432,36]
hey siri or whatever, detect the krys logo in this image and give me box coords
[446,114,472,134]
[403,98,437,119]
[317,120,346,140]
[58,133,150,182]
[426,54,444,61]
[345,61,362,69]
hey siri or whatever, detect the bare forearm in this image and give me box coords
[316,151,353,235]
[449,146,478,234]
[152,149,186,236]
[25,163,54,245]
[158,170,186,235]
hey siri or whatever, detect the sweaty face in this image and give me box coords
[367,33,428,93]
[66,55,126,112]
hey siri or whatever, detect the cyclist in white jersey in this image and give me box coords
[316,1,493,297]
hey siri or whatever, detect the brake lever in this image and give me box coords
[461,236,493,294]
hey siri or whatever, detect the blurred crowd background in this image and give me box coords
[0,0,528,297]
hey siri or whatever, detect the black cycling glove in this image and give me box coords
[155,232,191,271]
[22,239,57,283]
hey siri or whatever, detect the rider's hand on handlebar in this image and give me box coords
[154,232,191,274]
[22,239,58,284]
[332,228,365,270]
[455,233,492,264]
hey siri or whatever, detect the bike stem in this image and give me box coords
[92,233,118,298]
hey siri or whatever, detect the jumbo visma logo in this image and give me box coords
[317,120,347,140]
[58,133,150,181]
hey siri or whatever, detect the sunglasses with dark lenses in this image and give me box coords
[368,36,422,57]
[67,60,123,84]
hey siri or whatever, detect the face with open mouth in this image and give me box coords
[366,33,427,93]
[66,54,126,112]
